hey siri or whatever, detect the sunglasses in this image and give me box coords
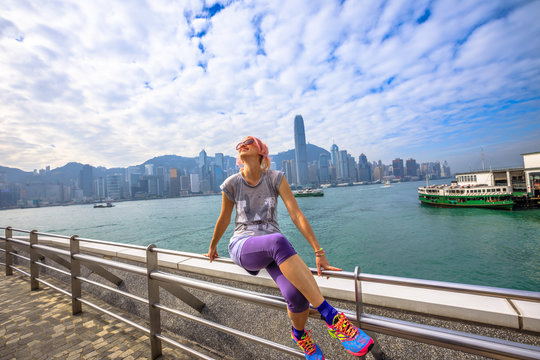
[236,138,254,150]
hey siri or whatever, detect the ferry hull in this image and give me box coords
[419,196,514,210]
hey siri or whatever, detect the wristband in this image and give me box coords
[315,248,325,257]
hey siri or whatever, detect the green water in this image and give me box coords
[2,181,539,291]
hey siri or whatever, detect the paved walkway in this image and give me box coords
[0,274,204,359]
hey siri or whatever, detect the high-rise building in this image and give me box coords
[190,173,201,193]
[169,168,180,197]
[95,177,106,200]
[145,164,154,176]
[79,165,93,197]
[392,158,404,178]
[406,158,418,177]
[294,115,308,185]
[199,149,208,180]
[215,153,224,169]
[106,174,122,199]
[339,150,348,180]
[330,143,339,168]
[308,161,319,184]
[347,154,358,182]
[319,154,329,182]
[358,154,371,182]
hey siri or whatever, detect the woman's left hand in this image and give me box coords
[316,255,342,276]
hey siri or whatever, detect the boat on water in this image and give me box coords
[94,202,114,208]
[293,188,324,197]
[383,180,391,188]
[418,151,540,210]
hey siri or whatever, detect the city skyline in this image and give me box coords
[1,1,539,173]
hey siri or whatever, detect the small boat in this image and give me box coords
[383,180,391,188]
[293,188,324,197]
[94,202,114,208]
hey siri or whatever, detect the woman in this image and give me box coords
[205,136,373,359]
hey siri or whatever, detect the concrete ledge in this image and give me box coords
[514,300,540,332]
[19,236,540,332]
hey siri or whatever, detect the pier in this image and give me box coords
[1,226,539,359]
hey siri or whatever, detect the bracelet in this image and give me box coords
[315,248,325,257]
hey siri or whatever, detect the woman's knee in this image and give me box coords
[285,289,310,313]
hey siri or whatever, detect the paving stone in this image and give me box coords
[0,274,200,359]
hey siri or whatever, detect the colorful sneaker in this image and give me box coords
[291,329,325,360]
[327,312,374,356]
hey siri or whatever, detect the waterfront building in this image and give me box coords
[199,149,208,181]
[156,166,167,196]
[347,154,358,182]
[358,154,371,182]
[392,158,404,178]
[441,161,451,178]
[190,173,201,193]
[406,158,418,177]
[106,174,122,200]
[294,115,309,185]
[330,143,339,168]
[319,154,329,182]
[215,153,224,169]
[282,160,294,184]
[329,165,337,181]
[180,175,190,195]
[95,177,106,200]
[372,165,384,182]
[338,150,348,180]
[169,169,180,197]
[308,161,319,185]
[79,165,93,198]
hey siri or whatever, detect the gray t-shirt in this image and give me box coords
[220,170,284,268]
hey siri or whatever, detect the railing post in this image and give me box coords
[29,230,39,290]
[5,227,13,276]
[70,235,82,315]
[355,266,385,360]
[146,244,162,359]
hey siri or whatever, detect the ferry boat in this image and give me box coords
[418,152,540,210]
[94,202,114,208]
[293,188,324,197]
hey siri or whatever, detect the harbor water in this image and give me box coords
[2,180,539,291]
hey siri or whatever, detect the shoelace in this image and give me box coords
[335,314,358,339]
[297,330,317,355]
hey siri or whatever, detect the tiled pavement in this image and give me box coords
[0,274,203,359]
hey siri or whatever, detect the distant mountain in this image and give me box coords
[271,143,331,168]
[143,155,198,172]
[0,165,32,183]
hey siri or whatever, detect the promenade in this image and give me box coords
[0,274,224,360]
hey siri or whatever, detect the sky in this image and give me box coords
[1,0,539,173]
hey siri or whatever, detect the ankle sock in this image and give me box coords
[292,326,305,340]
[316,300,338,326]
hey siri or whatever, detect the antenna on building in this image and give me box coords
[481,148,485,170]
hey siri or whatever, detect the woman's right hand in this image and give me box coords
[203,246,219,262]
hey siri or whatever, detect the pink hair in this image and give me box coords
[236,136,271,171]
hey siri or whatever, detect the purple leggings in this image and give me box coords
[240,233,309,313]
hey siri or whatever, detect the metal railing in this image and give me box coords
[1,226,540,360]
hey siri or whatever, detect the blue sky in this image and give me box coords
[0,0,539,173]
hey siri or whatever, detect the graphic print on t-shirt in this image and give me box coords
[237,195,276,232]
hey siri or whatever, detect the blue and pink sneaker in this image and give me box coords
[327,312,374,356]
[291,329,325,360]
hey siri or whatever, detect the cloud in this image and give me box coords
[0,0,539,173]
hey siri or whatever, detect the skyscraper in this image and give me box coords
[79,165,93,197]
[392,158,404,178]
[294,115,308,185]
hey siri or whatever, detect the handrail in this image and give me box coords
[2,227,540,360]
[5,232,538,302]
